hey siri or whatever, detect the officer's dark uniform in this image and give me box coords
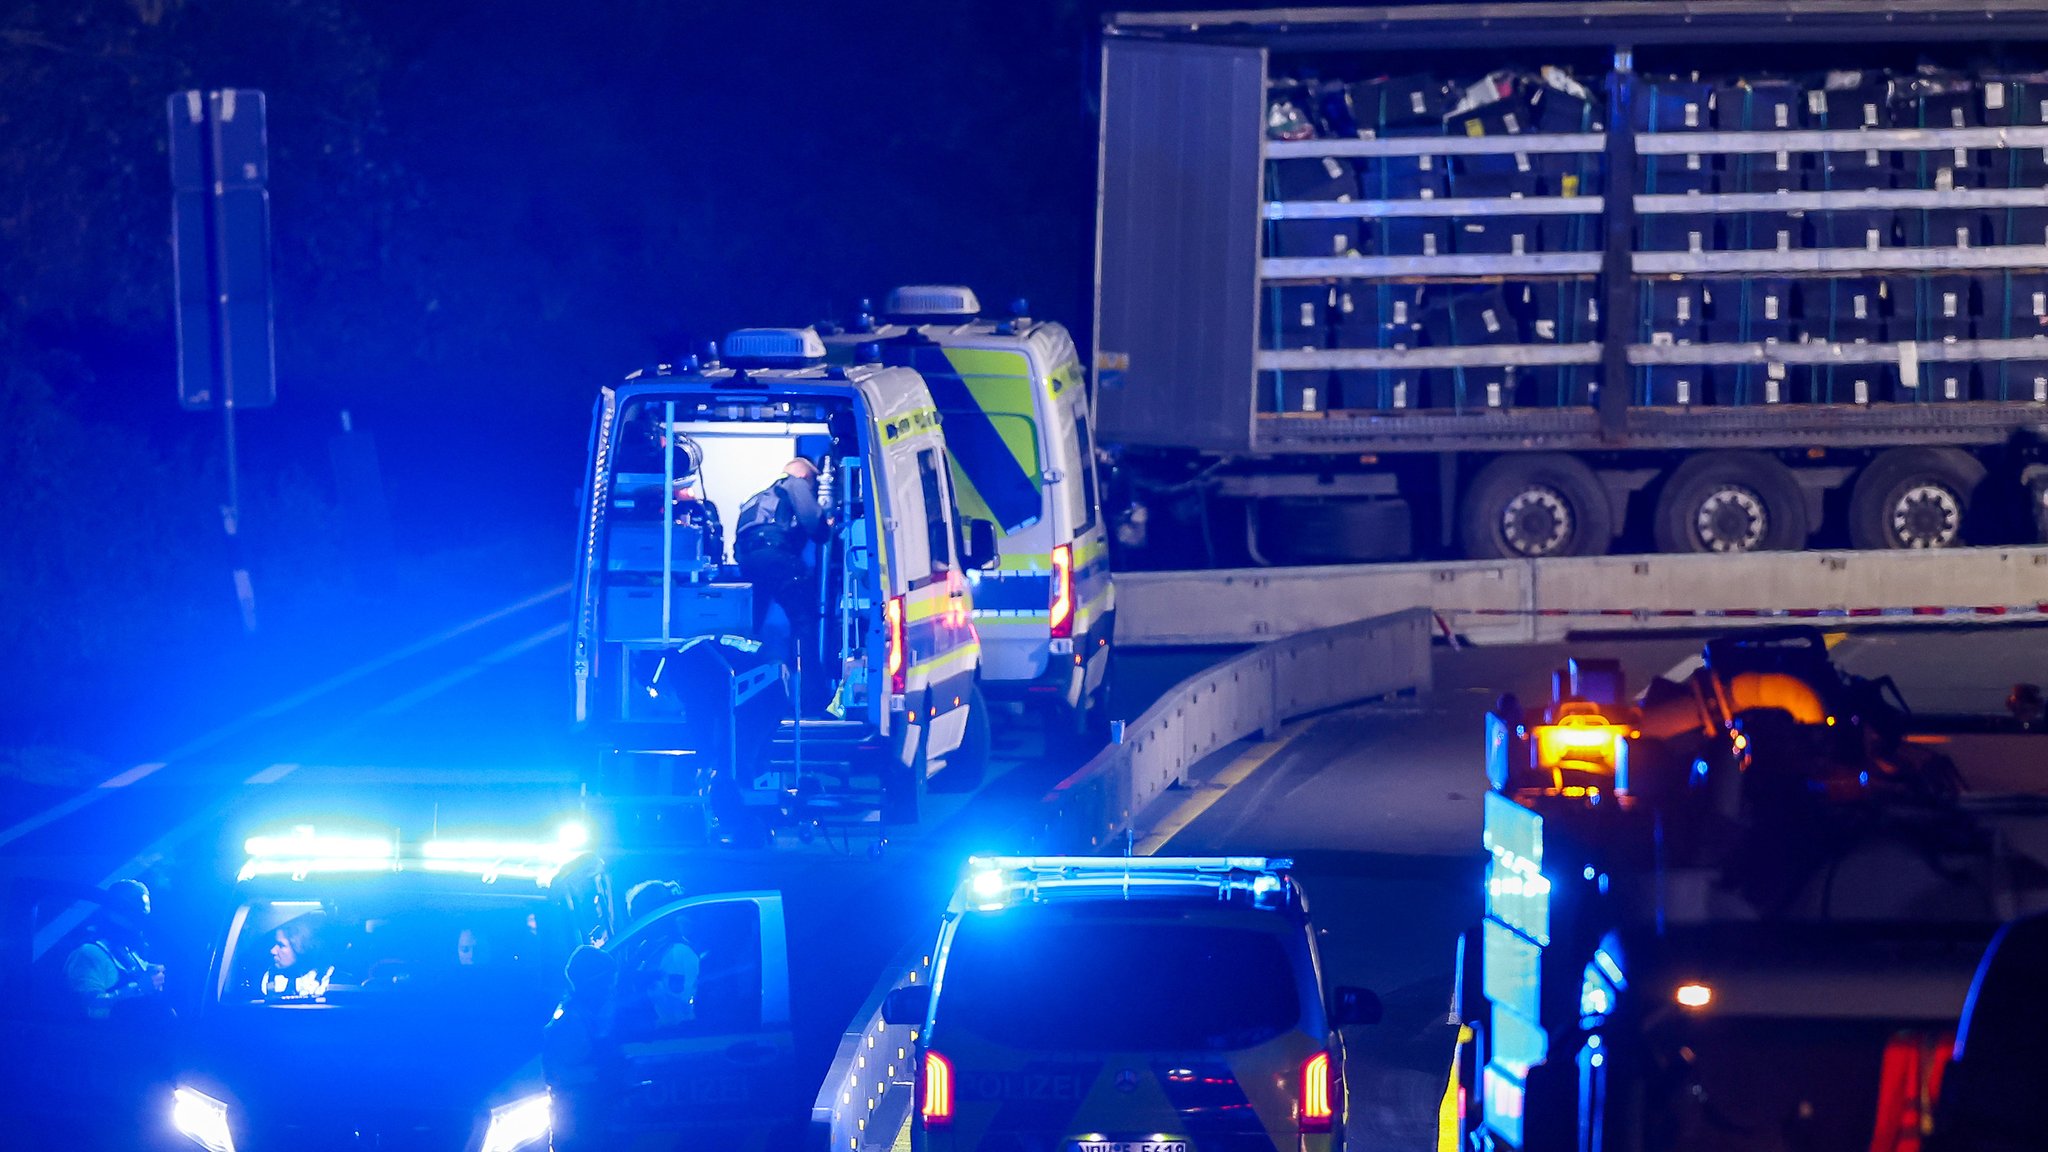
[733,470,830,638]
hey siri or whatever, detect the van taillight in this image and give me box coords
[886,596,907,695]
[1300,1050,1334,1133]
[1049,544,1074,639]
[921,1050,954,1127]
[1868,1030,1953,1152]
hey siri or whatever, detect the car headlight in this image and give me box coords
[481,1092,552,1152]
[171,1086,235,1152]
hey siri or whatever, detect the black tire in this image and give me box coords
[1652,451,1809,554]
[1460,454,1613,559]
[1848,447,1985,550]
[928,683,991,793]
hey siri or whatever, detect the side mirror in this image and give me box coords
[964,519,999,571]
[1331,986,1382,1028]
[882,984,932,1027]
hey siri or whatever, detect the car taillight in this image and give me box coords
[1300,1050,1334,1134]
[1048,544,1074,639]
[886,595,907,695]
[1869,1031,1952,1152]
[921,1050,954,1127]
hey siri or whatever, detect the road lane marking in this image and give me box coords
[243,763,299,785]
[0,586,566,851]
[98,762,166,789]
[354,623,567,722]
[28,623,571,958]
[1134,724,1304,855]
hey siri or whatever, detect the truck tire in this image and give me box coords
[929,683,991,793]
[1461,455,1613,559]
[1848,447,1985,550]
[1652,452,1809,554]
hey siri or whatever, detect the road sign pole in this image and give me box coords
[171,88,273,634]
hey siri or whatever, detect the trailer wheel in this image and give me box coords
[1652,452,1808,554]
[929,683,991,793]
[1461,455,1612,559]
[1848,447,1984,550]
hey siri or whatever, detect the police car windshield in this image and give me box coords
[219,895,569,1013]
[940,906,1301,1051]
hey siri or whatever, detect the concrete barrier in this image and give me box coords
[1117,546,2048,647]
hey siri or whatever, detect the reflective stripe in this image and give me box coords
[902,345,1043,532]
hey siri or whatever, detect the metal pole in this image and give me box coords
[1598,46,1640,440]
[204,91,256,633]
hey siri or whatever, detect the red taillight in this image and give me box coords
[1300,1050,1334,1133]
[921,1050,953,1127]
[886,596,907,695]
[1868,1031,1953,1152]
[1048,544,1074,639]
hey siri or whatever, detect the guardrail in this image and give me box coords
[1115,547,2048,647]
[1027,606,1435,852]
[807,606,1436,1151]
[809,939,932,1152]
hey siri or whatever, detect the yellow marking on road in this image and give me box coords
[1134,724,1305,855]
[1824,631,1847,649]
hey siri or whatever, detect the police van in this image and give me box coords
[167,820,798,1152]
[572,327,998,840]
[885,856,1381,1152]
[823,288,1113,732]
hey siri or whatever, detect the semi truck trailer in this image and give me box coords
[1093,1,2048,566]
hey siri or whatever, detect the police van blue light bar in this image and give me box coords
[884,284,981,320]
[240,825,399,881]
[721,327,827,369]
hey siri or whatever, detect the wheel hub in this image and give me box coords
[1500,486,1572,557]
[1892,484,1961,548]
[1694,485,1767,552]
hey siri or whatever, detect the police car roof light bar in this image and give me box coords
[239,825,400,882]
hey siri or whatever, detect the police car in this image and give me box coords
[168,821,608,1152]
[885,856,1380,1152]
[169,820,799,1152]
[823,288,1114,733]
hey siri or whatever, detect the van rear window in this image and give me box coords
[939,909,1301,1051]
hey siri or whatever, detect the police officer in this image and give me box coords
[622,880,700,1028]
[733,459,832,651]
[64,879,165,1021]
[543,944,622,1151]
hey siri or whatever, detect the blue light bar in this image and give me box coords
[721,327,827,368]
[963,855,1294,910]
[884,284,981,319]
[238,820,589,885]
[239,826,398,881]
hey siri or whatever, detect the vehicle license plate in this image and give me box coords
[1073,1143,1188,1152]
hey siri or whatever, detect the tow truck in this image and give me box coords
[1445,627,2048,1152]
[571,327,999,846]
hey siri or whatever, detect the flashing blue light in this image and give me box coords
[885,285,981,319]
[721,327,827,368]
[239,826,397,881]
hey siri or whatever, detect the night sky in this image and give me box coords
[2,0,1147,737]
